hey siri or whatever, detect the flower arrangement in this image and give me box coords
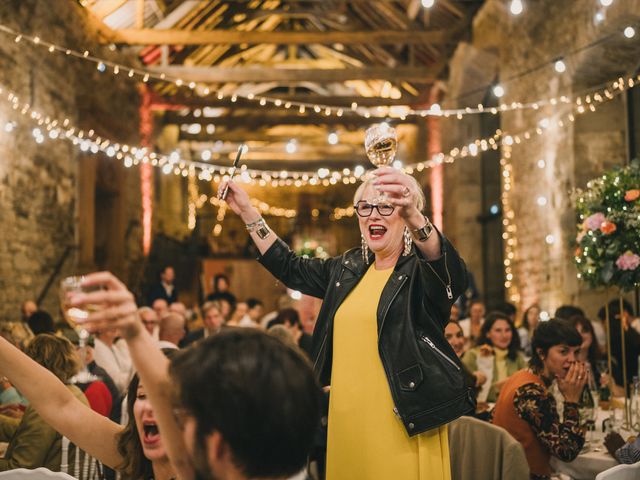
[574,160,640,291]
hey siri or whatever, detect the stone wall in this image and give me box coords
[0,0,142,321]
[444,0,640,318]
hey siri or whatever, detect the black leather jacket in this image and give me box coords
[258,233,475,436]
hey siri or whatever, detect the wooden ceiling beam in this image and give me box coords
[147,65,438,82]
[168,114,416,129]
[103,28,449,45]
[153,93,418,109]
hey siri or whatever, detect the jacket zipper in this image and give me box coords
[425,252,453,299]
[379,275,407,336]
[419,333,460,371]
[313,330,328,373]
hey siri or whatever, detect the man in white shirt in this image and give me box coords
[93,329,134,394]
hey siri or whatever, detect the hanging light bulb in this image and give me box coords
[599,0,613,6]
[509,0,523,15]
[493,84,505,98]
[327,132,339,145]
[285,139,297,154]
[554,59,566,73]
[421,0,435,8]
[624,26,636,38]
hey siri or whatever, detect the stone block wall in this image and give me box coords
[0,0,141,321]
[444,0,640,318]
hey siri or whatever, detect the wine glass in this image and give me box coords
[59,276,99,384]
[364,123,398,204]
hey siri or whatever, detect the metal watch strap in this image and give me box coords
[245,217,272,240]
[411,216,434,242]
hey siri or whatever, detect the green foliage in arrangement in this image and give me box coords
[573,160,640,291]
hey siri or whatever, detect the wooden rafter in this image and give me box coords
[104,28,450,45]
[148,65,439,83]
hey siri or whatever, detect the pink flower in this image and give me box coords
[616,251,640,271]
[585,212,606,231]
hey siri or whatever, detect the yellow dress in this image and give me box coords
[326,264,451,480]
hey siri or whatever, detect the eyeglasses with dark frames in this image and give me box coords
[354,201,395,217]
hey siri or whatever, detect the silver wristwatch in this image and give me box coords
[411,217,434,242]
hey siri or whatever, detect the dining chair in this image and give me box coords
[448,415,530,480]
[595,461,640,480]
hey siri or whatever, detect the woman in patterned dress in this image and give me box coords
[492,318,588,480]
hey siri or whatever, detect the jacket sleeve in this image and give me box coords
[257,238,340,299]
[0,415,19,441]
[0,407,58,471]
[417,230,468,326]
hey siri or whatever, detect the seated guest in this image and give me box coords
[518,304,540,356]
[598,299,640,388]
[558,304,606,352]
[458,300,485,348]
[226,301,248,327]
[27,310,55,335]
[492,319,587,480]
[60,329,122,423]
[567,315,602,384]
[0,334,89,471]
[158,312,186,349]
[151,298,169,322]
[268,308,313,358]
[93,329,133,395]
[20,300,38,323]
[605,431,640,464]
[462,311,526,402]
[239,298,263,328]
[445,320,486,398]
[180,301,224,347]
[138,307,159,336]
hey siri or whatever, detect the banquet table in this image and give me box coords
[550,407,633,480]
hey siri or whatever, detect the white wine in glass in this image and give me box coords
[59,276,99,383]
[364,123,398,203]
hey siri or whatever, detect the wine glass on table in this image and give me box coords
[59,276,100,384]
[364,123,398,204]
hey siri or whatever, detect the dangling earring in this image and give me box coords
[361,234,370,265]
[403,226,412,256]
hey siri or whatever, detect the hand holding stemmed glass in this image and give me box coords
[59,276,102,383]
[364,123,398,204]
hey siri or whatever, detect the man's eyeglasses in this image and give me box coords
[354,201,395,217]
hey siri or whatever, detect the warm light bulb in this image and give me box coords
[624,26,636,38]
[554,59,566,73]
[327,132,339,145]
[493,84,505,98]
[537,159,546,168]
[545,234,555,244]
[536,196,547,206]
[599,0,613,5]
[509,0,523,15]
[421,0,435,8]
[285,139,297,154]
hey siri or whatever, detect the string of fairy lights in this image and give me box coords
[500,143,519,305]
[0,12,637,119]
[1,68,636,190]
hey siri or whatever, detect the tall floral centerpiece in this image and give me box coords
[574,159,640,423]
[574,160,640,291]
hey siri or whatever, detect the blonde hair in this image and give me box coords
[353,176,426,212]
[25,334,80,383]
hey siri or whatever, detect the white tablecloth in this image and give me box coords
[551,408,631,480]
